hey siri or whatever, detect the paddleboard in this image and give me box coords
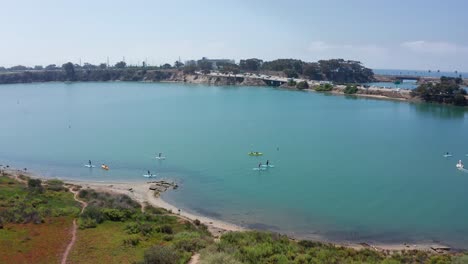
[253,168,267,171]
[84,164,95,168]
[443,154,453,157]
[155,157,166,160]
[261,165,275,168]
[143,174,158,178]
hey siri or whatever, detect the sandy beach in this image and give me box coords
[1,167,453,253]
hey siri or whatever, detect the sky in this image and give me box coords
[0,0,467,71]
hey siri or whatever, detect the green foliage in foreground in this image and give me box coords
[344,84,359,94]
[411,76,467,106]
[0,176,79,224]
[314,83,333,92]
[197,231,456,264]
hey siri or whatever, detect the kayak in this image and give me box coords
[261,164,275,168]
[248,152,263,156]
[143,174,157,178]
[84,164,95,168]
[253,167,267,171]
[101,165,109,170]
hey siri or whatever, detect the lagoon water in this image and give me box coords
[1,82,468,247]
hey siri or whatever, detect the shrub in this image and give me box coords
[314,83,333,92]
[157,224,173,234]
[78,217,97,229]
[125,222,140,234]
[123,235,141,247]
[194,219,201,226]
[143,245,179,264]
[343,84,358,94]
[27,179,44,193]
[296,81,309,90]
[81,206,105,225]
[174,232,210,252]
[453,94,467,106]
[200,252,242,264]
[46,179,65,191]
[287,79,297,86]
[102,208,127,221]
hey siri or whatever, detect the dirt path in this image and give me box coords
[61,187,88,264]
[188,253,200,264]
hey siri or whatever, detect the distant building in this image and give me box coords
[197,57,235,70]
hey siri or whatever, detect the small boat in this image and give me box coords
[248,152,263,156]
[456,160,464,169]
[101,164,109,170]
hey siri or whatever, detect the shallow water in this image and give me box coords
[1,82,468,247]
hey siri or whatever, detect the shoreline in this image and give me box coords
[1,167,455,253]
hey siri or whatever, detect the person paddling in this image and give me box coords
[258,162,262,169]
[158,153,162,158]
[88,160,92,166]
[266,160,270,166]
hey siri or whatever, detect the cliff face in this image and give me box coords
[0,70,268,86]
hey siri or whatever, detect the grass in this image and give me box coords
[0,217,74,264]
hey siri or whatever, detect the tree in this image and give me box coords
[303,63,322,80]
[183,64,198,74]
[296,81,309,90]
[261,59,304,73]
[239,58,263,71]
[34,65,43,70]
[161,63,172,69]
[198,60,213,72]
[115,61,126,68]
[9,65,29,71]
[343,84,358,94]
[0,66,6,72]
[45,64,57,70]
[174,61,184,69]
[62,62,75,80]
[411,76,467,105]
[283,69,298,78]
[99,63,107,69]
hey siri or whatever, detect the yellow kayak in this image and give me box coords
[101,164,109,170]
[248,152,263,156]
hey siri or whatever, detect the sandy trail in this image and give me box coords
[61,187,88,264]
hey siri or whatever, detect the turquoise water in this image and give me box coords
[1,82,468,247]
[366,81,418,90]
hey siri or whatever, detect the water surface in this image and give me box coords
[1,82,468,247]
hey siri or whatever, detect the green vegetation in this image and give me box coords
[69,188,212,263]
[314,83,333,92]
[344,84,359,94]
[198,231,458,264]
[287,79,297,87]
[296,81,309,90]
[411,77,467,106]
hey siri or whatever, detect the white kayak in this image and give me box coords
[143,174,158,178]
[253,167,267,171]
[261,164,275,168]
[84,164,96,168]
[443,154,453,157]
[155,157,166,160]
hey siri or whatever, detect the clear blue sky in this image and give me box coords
[1,0,467,71]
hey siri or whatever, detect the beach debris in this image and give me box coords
[148,180,178,196]
[431,246,451,253]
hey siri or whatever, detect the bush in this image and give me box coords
[143,245,179,264]
[453,94,467,106]
[296,81,309,90]
[157,224,173,234]
[102,208,128,221]
[343,84,358,94]
[27,179,44,193]
[174,232,209,252]
[123,235,141,246]
[287,80,297,87]
[78,217,97,229]
[81,206,105,225]
[200,252,242,264]
[46,179,65,191]
[314,83,333,91]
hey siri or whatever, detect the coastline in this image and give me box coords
[2,167,454,253]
